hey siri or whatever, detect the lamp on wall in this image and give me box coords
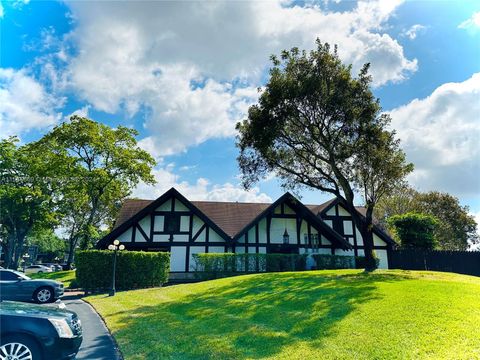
[283,228,290,244]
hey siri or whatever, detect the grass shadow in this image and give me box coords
[101,271,410,359]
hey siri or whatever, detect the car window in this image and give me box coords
[0,270,21,281]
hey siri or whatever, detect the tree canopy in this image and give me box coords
[388,212,438,250]
[237,40,413,270]
[31,116,157,265]
[0,137,58,268]
[375,188,478,250]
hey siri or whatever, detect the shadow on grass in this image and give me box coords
[108,271,409,360]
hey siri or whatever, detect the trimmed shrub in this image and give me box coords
[387,212,438,250]
[193,253,307,280]
[76,250,170,291]
[312,254,355,269]
[354,255,380,269]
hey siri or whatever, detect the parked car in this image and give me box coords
[0,301,82,360]
[41,263,63,272]
[0,269,64,303]
[25,264,54,274]
[60,263,75,271]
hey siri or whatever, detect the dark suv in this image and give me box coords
[0,301,83,359]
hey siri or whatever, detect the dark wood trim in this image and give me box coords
[185,246,190,272]
[255,224,259,244]
[137,224,149,242]
[271,214,297,219]
[153,231,189,235]
[188,215,193,241]
[296,217,301,245]
[192,224,206,242]
[132,223,136,243]
[205,225,210,243]
[149,213,154,242]
[266,215,271,244]
[153,211,191,216]
[171,197,175,212]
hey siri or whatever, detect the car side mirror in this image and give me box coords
[16,277,23,282]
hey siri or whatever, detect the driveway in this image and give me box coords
[63,297,122,360]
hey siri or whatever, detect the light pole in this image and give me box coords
[22,254,30,272]
[108,240,125,296]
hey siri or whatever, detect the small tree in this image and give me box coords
[375,188,478,250]
[237,41,413,271]
[33,116,156,266]
[0,137,58,269]
[388,212,438,250]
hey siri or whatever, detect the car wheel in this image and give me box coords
[37,271,43,274]
[0,335,42,360]
[33,286,53,304]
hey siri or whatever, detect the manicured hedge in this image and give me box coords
[76,250,170,291]
[354,255,380,269]
[192,253,307,279]
[312,254,356,269]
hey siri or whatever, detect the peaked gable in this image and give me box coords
[319,197,397,246]
[97,188,231,248]
[232,192,352,250]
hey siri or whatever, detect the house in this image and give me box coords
[97,188,396,273]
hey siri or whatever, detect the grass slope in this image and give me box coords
[30,270,76,288]
[87,270,480,360]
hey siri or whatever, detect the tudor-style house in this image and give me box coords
[97,188,396,272]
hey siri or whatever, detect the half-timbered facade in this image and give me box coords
[97,188,396,272]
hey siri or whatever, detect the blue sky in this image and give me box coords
[1,1,479,221]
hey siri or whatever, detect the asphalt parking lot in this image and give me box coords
[62,297,122,360]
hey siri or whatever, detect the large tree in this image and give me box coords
[0,137,58,269]
[33,116,156,266]
[236,41,413,270]
[375,188,479,250]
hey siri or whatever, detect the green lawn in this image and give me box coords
[30,270,76,288]
[86,270,480,360]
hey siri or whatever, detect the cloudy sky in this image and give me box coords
[1,0,479,220]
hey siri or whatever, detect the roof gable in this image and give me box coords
[97,188,232,248]
[232,192,352,249]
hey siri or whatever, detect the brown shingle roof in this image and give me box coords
[113,197,343,238]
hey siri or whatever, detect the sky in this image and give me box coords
[1,0,479,224]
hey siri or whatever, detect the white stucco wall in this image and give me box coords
[209,228,224,243]
[118,227,132,243]
[170,247,186,271]
[156,198,171,211]
[270,218,296,244]
[375,249,388,269]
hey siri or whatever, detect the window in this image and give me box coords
[164,213,180,233]
[0,270,20,281]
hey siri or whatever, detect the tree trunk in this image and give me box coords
[12,230,28,270]
[66,235,79,268]
[344,202,377,271]
[4,232,16,269]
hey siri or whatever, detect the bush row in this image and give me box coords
[192,253,307,279]
[312,254,356,269]
[76,250,170,291]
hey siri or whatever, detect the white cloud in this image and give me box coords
[132,167,272,203]
[58,0,416,156]
[0,2,4,18]
[389,73,480,197]
[0,68,63,137]
[458,11,480,30]
[402,24,426,40]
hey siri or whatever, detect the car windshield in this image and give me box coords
[12,270,31,280]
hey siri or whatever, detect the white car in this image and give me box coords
[24,265,53,274]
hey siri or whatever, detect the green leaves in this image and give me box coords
[388,212,438,250]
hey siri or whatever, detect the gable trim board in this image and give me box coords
[97,188,396,271]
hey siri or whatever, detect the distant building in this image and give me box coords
[97,188,395,273]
